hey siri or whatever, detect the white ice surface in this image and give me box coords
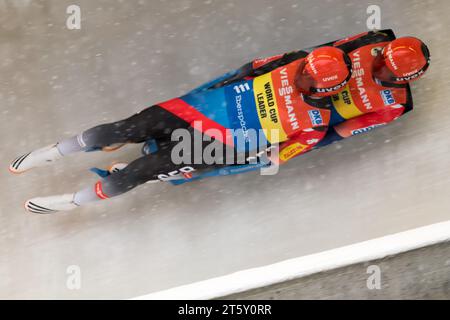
[135,220,450,299]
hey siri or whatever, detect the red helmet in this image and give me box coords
[373,37,430,84]
[295,46,352,97]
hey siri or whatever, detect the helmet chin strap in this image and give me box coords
[374,61,430,86]
[372,75,409,89]
[308,71,352,96]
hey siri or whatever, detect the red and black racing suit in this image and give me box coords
[74,29,412,200]
[77,54,328,199]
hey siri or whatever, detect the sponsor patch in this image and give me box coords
[332,85,364,119]
[380,89,396,106]
[307,109,324,126]
[225,80,264,152]
[279,142,307,162]
[351,123,385,135]
[253,73,287,143]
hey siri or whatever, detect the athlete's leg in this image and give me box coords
[9,105,189,173]
[24,134,241,213]
[24,151,187,213]
[75,132,245,205]
[56,105,188,154]
[73,149,193,205]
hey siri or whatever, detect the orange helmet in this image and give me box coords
[295,46,352,97]
[373,37,430,84]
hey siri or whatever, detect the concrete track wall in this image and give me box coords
[223,242,450,300]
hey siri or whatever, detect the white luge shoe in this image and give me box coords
[25,193,79,214]
[9,144,63,174]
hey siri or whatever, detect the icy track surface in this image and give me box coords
[0,0,449,299]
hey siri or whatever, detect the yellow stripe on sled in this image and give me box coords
[253,73,287,143]
[332,85,364,120]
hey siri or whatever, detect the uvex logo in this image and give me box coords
[395,69,425,82]
[322,75,338,82]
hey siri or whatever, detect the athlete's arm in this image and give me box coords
[188,50,309,94]
[271,128,327,165]
[333,29,396,51]
[189,29,397,94]
[186,69,243,94]
[220,29,396,87]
